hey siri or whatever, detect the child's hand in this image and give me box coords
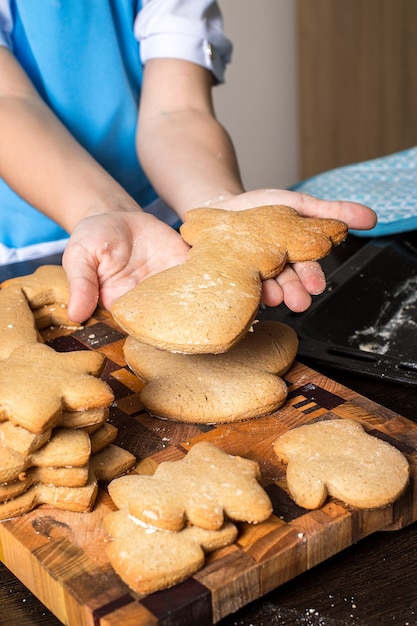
[62,211,189,322]
[208,189,377,313]
[62,190,376,323]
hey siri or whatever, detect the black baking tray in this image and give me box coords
[259,231,417,387]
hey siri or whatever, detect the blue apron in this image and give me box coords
[1,0,158,249]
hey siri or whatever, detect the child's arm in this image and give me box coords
[0,47,190,321]
[136,57,244,220]
[137,58,377,312]
[0,46,140,230]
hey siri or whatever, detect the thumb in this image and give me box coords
[63,250,100,323]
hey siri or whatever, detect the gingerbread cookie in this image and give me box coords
[33,303,80,330]
[0,342,114,434]
[0,443,136,520]
[0,470,99,519]
[1,265,70,310]
[124,320,298,423]
[0,421,51,456]
[0,428,91,484]
[59,407,109,431]
[108,441,272,531]
[112,205,347,353]
[104,509,237,594]
[0,286,42,360]
[273,419,410,509]
[0,407,108,457]
[0,264,138,521]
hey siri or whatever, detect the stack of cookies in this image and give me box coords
[112,205,348,356]
[105,441,273,593]
[0,266,136,520]
[111,205,348,424]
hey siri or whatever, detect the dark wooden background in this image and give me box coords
[297,0,417,178]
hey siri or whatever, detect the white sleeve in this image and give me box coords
[134,0,233,83]
[0,0,12,48]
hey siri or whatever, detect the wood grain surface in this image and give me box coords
[297,0,417,178]
[1,308,416,626]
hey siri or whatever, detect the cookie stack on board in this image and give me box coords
[105,441,273,593]
[106,205,410,593]
[0,266,136,520]
[0,207,409,600]
[112,205,348,424]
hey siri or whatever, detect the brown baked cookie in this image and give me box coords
[104,509,237,594]
[0,286,42,360]
[24,464,89,489]
[0,342,114,434]
[108,441,272,532]
[112,205,347,353]
[0,428,91,484]
[1,265,70,310]
[0,408,109,457]
[0,474,33,503]
[1,265,81,332]
[0,421,51,456]
[89,422,118,455]
[0,444,136,520]
[33,303,81,330]
[89,444,137,482]
[59,407,109,430]
[124,320,298,423]
[273,419,410,509]
[0,471,99,519]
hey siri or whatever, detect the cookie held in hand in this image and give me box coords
[124,320,298,423]
[273,419,409,509]
[111,205,347,353]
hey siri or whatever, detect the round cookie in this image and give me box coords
[124,320,299,423]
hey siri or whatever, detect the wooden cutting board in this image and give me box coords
[1,307,416,626]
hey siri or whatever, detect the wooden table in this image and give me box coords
[1,237,417,626]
